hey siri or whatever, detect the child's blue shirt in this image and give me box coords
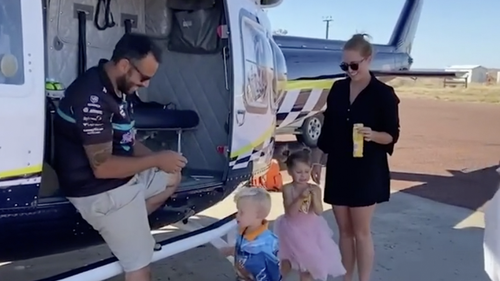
[234,222,281,281]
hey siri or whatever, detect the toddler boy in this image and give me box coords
[221,187,281,281]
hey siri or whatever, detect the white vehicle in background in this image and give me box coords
[275,80,330,147]
[277,112,325,147]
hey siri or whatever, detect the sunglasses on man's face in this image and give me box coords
[339,59,365,72]
[128,60,152,82]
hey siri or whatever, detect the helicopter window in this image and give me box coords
[269,39,287,112]
[240,15,274,114]
[0,0,24,85]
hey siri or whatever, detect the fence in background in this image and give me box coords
[443,77,468,88]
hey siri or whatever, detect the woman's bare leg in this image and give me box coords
[350,205,376,281]
[333,206,355,281]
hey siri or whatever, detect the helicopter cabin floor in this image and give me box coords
[38,164,224,201]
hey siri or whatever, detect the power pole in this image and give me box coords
[322,16,333,39]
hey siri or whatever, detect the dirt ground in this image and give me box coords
[277,97,500,212]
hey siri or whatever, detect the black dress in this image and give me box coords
[317,75,400,207]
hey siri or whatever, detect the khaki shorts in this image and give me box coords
[68,169,178,272]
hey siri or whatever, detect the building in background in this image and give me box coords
[445,65,488,84]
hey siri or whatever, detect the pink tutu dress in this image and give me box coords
[274,204,345,280]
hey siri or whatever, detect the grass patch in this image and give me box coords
[388,78,500,104]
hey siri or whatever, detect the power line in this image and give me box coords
[322,16,333,39]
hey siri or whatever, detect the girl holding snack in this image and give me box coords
[274,150,345,281]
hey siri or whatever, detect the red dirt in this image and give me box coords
[276,98,500,212]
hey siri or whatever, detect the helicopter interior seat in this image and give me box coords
[130,95,201,153]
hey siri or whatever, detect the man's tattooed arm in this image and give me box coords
[83,142,159,179]
[83,142,113,170]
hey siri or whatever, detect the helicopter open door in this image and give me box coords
[36,0,234,201]
[224,2,282,179]
[0,1,45,199]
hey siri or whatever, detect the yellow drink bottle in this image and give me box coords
[300,193,311,213]
[353,123,364,158]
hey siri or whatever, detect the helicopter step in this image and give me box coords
[35,213,237,281]
[177,217,236,265]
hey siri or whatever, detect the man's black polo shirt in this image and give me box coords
[53,60,136,197]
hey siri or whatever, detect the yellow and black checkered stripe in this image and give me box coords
[276,79,336,129]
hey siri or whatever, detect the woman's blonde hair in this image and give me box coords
[343,33,373,58]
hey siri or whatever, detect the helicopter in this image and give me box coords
[0,0,458,270]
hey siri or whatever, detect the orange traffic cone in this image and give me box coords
[249,159,283,192]
[263,159,283,192]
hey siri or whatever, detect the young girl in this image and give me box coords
[274,150,345,281]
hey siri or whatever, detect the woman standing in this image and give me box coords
[310,33,400,281]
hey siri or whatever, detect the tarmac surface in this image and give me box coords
[0,97,498,281]
[276,97,500,212]
[388,98,500,212]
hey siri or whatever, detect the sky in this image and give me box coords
[267,0,500,69]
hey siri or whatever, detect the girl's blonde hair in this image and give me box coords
[343,33,373,58]
[234,187,272,218]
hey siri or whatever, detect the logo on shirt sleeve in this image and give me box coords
[82,107,103,115]
[120,130,135,144]
[83,116,102,121]
[86,95,102,109]
[119,104,126,117]
[90,95,99,103]
[83,127,104,135]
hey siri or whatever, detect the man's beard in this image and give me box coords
[116,74,132,94]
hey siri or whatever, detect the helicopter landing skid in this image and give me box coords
[175,216,236,265]
[35,213,237,281]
